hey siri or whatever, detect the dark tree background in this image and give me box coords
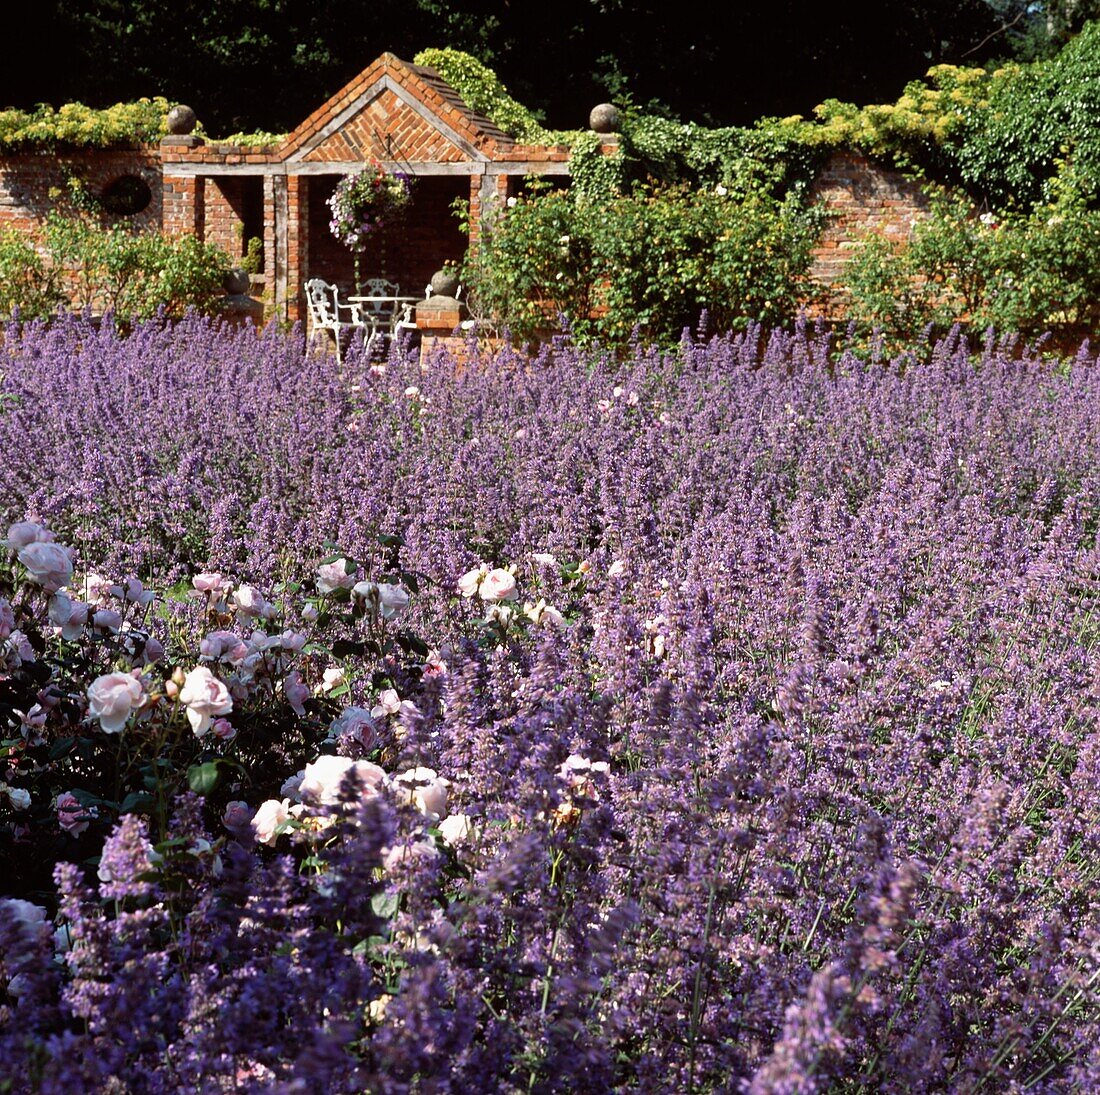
[0,1,1071,134]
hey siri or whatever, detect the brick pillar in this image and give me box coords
[468,170,499,255]
[286,175,308,325]
[273,176,288,320]
[262,175,277,320]
[162,175,205,238]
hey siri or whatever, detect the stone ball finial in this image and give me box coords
[223,267,252,295]
[429,268,461,299]
[589,103,620,134]
[166,104,197,135]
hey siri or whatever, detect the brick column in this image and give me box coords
[286,175,308,324]
[262,175,277,320]
[162,175,205,239]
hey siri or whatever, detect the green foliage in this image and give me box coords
[947,21,1100,206]
[0,98,179,150]
[0,233,65,320]
[461,178,823,346]
[413,48,576,144]
[844,183,1100,344]
[0,214,231,321]
[241,236,264,276]
[213,130,287,148]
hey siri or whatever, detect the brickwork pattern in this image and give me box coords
[808,151,929,311]
[0,150,161,235]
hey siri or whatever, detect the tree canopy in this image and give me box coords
[1,1,1041,136]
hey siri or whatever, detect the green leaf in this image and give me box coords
[188,761,222,796]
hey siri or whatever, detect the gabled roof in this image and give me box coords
[275,52,514,166]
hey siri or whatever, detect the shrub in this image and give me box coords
[0,214,231,321]
[461,178,823,345]
[844,183,1100,343]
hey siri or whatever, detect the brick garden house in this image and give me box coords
[0,51,927,323]
[0,53,571,324]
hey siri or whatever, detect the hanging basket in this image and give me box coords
[326,164,412,253]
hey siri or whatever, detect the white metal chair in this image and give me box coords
[304,278,374,364]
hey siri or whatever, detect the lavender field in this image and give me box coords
[1,314,1098,1092]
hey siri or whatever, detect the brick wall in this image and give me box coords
[808,151,929,311]
[0,149,161,234]
[203,176,264,262]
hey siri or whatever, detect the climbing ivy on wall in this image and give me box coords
[0,98,182,150]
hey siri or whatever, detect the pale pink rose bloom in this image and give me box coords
[5,522,53,550]
[540,604,566,628]
[530,552,558,567]
[612,385,625,399]
[6,786,30,811]
[91,609,123,634]
[479,568,518,603]
[383,840,439,873]
[372,688,402,717]
[280,770,305,800]
[143,636,165,664]
[316,560,357,595]
[394,766,450,819]
[15,704,47,744]
[212,718,237,742]
[6,630,35,665]
[87,672,144,734]
[192,572,227,594]
[83,572,113,605]
[422,650,448,679]
[17,541,73,593]
[178,666,233,737]
[301,603,320,623]
[200,630,249,664]
[607,559,627,578]
[320,666,345,692]
[284,670,310,716]
[233,584,273,619]
[121,577,155,605]
[222,800,252,834]
[279,630,308,653]
[437,813,479,847]
[457,565,487,598]
[57,791,97,835]
[48,592,89,640]
[251,798,291,846]
[299,755,386,806]
[597,399,612,415]
[0,598,13,640]
[377,583,409,618]
[0,898,49,933]
[329,707,377,750]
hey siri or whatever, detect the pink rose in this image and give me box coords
[284,670,310,716]
[200,630,249,664]
[0,598,14,641]
[479,568,518,603]
[57,791,97,835]
[86,672,144,734]
[316,560,357,595]
[251,798,291,846]
[48,592,88,640]
[457,565,487,598]
[178,666,233,737]
[233,584,274,619]
[299,755,386,807]
[329,706,377,750]
[212,718,237,741]
[91,609,123,634]
[17,541,73,592]
[394,766,450,819]
[222,800,252,834]
[5,521,53,550]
